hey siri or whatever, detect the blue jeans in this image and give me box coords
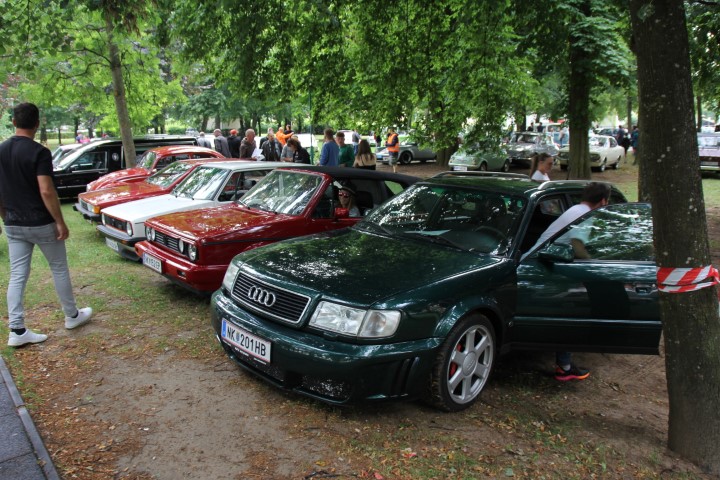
[556,351,572,367]
[4,223,78,329]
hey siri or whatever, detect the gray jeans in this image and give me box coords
[4,223,78,329]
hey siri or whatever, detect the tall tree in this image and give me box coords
[630,0,720,474]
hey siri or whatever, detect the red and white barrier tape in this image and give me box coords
[656,265,720,293]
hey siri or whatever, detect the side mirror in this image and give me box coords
[334,207,350,219]
[538,243,574,263]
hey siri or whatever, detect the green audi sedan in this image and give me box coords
[211,172,660,411]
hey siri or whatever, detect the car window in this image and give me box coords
[138,151,155,169]
[217,170,270,202]
[364,184,526,254]
[173,166,230,200]
[146,162,193,188]
[240,170,324,215]
[157,155,186,169]
[72,151,107,171]
[520,194,567,253]
[552,204,654,261]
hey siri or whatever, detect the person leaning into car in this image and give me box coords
[0,102,93,348]
[524,182,611,382]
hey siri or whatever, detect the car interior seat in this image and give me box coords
[355,191,374,215]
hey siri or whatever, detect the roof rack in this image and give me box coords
[536,179,611,190]
[431,171,530,180]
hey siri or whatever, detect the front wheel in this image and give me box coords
[612,156,622,170]
[399,152,412,165]
[598,159,607,172]
[428,314,496,411]
[501,159,510,172]
[479,162,488,171]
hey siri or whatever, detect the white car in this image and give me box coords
[557,135,626,172]
[97,161,287,260]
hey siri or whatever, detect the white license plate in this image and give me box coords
[701,161,718,167]
[105,238,120,252]
[452,166,468,171]
[221,319,271,363]
[143,253,162,273]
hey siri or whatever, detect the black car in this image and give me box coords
[52,135,198,197]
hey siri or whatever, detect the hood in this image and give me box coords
[148,204,288,242]
[79,182,163,207]
[238,228,503,306]
[102,193,214,223]
[90,167,149,188]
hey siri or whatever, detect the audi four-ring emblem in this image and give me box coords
[247,285,276,307]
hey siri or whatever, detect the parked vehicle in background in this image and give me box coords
[51,143,82,167]
[698,133,720,173]
[376,141,436,165]
[86,145,224,192]
[210,173,659,411]
[136,166,418,294]
[449,144,510,172]
[505,132,559,167]
[52,135,199,197]
[557,135,625,172]
[97,161,286,261]
[74,158,232,222]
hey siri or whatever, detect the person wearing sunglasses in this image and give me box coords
[338,184,361,217]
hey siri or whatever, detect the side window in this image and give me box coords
[520,194,568,253]
[553,204,654,261]
[218,171,244,202]
[312,184,335,219]
[156,155,186,169]
[72,152,107,171]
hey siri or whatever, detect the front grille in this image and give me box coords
[231,272,311,325]
[105,215,126,231]
[154,231,180,253]
[80,199,90,212]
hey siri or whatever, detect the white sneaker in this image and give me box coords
[65,307,93,330]
[8,329,48,347]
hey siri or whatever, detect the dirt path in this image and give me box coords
[7,160,718,479]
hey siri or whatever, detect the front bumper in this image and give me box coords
[96,224,143,261]
[210,289,441,405]
[135,241,226,294]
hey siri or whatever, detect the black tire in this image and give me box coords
[479,162,488,171]
[598,159,607,172]
[428,314,496,412]
[399,152,412,165]
[612,155,622,170]
[501,160,510,172]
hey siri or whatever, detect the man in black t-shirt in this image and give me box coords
[0,103,93,347]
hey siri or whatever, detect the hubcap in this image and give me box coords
[446,325,493,405]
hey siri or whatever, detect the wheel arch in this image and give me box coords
[432,298,506,347]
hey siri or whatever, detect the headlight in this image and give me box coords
[222,261,240,291]
[145,226,155,241]
[125,222,133,236]
[590,153,601,162]
[310,301,400,338]
[188,244,197,261]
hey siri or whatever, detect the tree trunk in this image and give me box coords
[106,18,136,168]
[567,3,593,180]
[696,95,702,132]
[201,116,209,132]
[626,96,633,132]
[57,128,62,145]
[214,114,221,130]
[631,1,720,474]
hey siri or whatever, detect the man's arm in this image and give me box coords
[37,175,69,240]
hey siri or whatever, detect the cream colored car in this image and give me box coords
[557,135,625,172]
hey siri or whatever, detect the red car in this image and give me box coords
[74,157,231,222]
[135,166,418,294]
[85,145,224,192]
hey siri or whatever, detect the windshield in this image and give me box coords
[362,184,526,254]
[171,165,230,200]
[146,162,193,188]
[239,170,324,215]
[137,151,155,169]
[589,137,607,148]
[54,144,93,170]
[510,133,538,144]
[698,135,720,148]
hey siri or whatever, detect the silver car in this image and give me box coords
[505,132,559,166]
[377,142,437,165]
[449,145,510,172]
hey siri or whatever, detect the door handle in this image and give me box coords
[634,283,655,294]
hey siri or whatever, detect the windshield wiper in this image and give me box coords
[403,231,468,251]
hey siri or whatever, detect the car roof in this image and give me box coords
[275,165,419,186]
[422,172,625,200]
[144,145,223,156]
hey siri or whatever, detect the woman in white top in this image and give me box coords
[530,153,554,182]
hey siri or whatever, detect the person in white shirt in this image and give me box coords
[530,153,554,182]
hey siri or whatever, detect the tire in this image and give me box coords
[598,159,607,172]
[428,314,496,412]
[501,160,510,172]
[612,155,622,170]
[560,164,568,171]
[479,162,488,171]
[399,152,412,165]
